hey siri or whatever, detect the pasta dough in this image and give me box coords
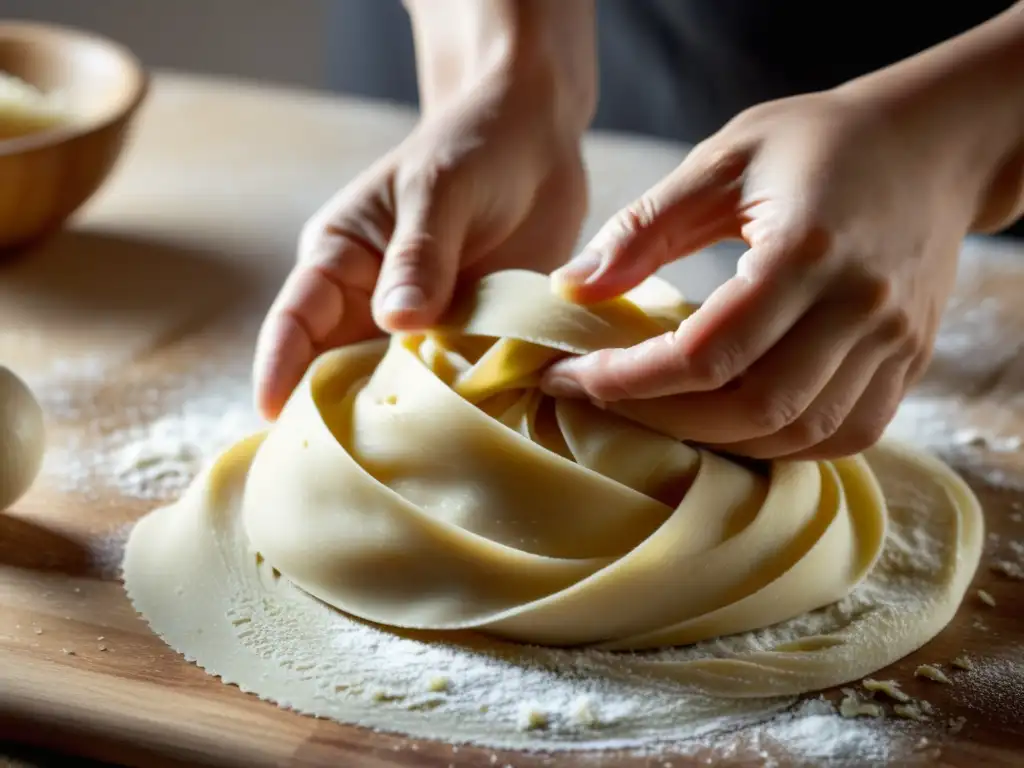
[124,269,983,742]
[0,365,46,512]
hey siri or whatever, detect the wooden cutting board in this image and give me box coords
[1,73,1023,768]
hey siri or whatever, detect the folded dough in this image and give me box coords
[124,269,983,739]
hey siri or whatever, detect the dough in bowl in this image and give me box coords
[123,269,983,747]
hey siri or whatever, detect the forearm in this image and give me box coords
[403,0,597,136]
[838,2,1024,232]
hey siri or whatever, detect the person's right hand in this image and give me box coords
[253,79,589,420]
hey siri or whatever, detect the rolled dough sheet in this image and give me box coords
[123,270,983,748]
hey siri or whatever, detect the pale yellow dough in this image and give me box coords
[123,269,983,743]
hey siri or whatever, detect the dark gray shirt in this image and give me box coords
[328,0,1021,235]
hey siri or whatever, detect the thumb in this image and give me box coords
[372,181,466,332]
[551,145,748,304]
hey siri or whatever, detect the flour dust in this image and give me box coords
[24,239,1024,764]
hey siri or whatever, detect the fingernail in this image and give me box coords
[381,285,426,316]
[552,251,604,286]
[543,375,585,399]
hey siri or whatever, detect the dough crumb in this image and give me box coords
[951,655,974,671]
[407,695,445,711]
[570,695,601,728]
[862,678,910,702]
[98,644,108,652]
[426,675,451,693]
[991,560,1024,579]
[915,664,951,684]
[33,628,42,635]
[839,692,884,719]
[976,589,996,607]
[994,435,1024,451]
[516,703,549,731]
[893,702,929,722]
[61,648,75,656]
[953,429,987,447]
[370,689,405,703]
[948,716,967,734]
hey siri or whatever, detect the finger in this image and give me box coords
[372,175,467,332]
[712,325,904,459]
[551,143,750,304]
[782,353,913,461]
[254,229,381,421]
[589,292,879,445]
[543,241,825,401]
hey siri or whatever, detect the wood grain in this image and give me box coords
[1,73,1023,768]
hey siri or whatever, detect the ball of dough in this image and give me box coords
[0,366,46,511]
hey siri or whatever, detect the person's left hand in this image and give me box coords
[541,89,984,460]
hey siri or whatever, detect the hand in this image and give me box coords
[542,90,982,460]
[254,80,588,420]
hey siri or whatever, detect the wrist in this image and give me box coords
[836,3,1024,232]
[404,0,597,139]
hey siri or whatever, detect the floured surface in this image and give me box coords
[122,431,979,751]
[0,73,1022,768]
[122,269,982,751]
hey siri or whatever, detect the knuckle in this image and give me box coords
[397,159,447,196]
[776,222,834,270]
[841,410,895,454]
[690,140,744,173]
[745,390,805,434]
[836,424,885,455]
[298,219,328,261]
[856,272,896,315]
[840,268,897,321]
[578,349,632,401]
[791,406,847,447]
[875,306,914,345]
[722,105,765,134]
[615,195,660,239]
[393,163,456,218]
[687,347,744,389]
[385,233,440,275]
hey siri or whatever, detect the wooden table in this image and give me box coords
[1,72,1022,768]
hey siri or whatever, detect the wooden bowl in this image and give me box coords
[0,21,147,251]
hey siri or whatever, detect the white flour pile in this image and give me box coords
[38,362,262,502]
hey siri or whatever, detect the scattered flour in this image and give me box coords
[17,344,1013,764]
[225,562,923,763]
[737,698,898,765]
[86,522,135,580]
[105,393,260,500]
[37,361,262,502]
[17,239,1024,764]
[951,655,1024,725]
[201,459,956,762]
